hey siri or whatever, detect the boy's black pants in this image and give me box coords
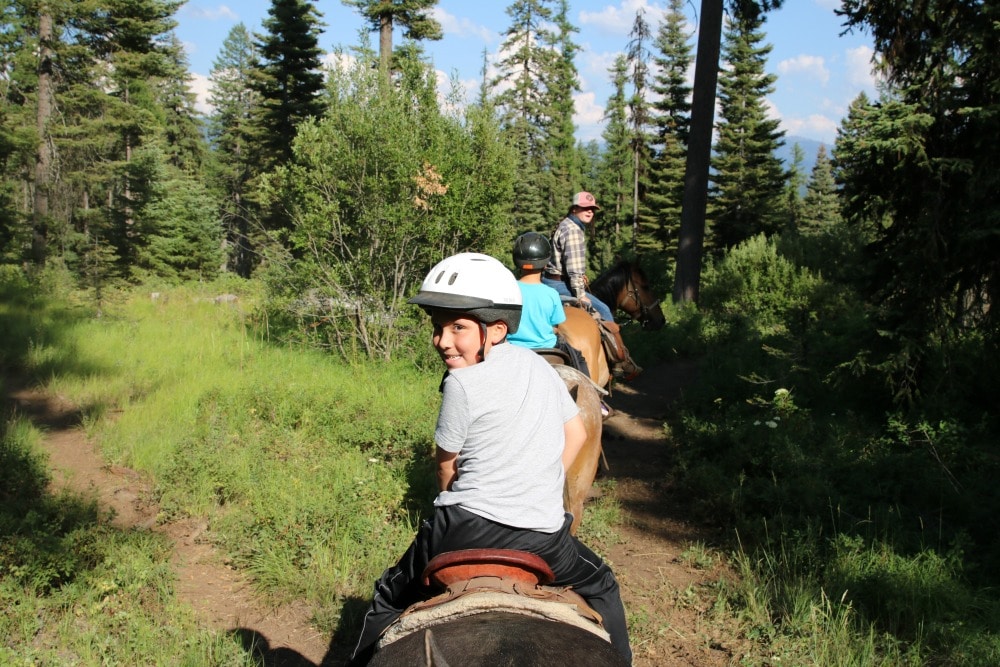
[348,504,632,665]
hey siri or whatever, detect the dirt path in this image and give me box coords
[7,382,330,666]
[7,359,740,666]
[601,360,741,666]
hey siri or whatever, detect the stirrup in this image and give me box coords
[617,358,642,382]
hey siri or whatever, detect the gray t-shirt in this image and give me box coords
[433,342,579,533]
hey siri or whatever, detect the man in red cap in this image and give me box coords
[543,191,613,320]
[543,191,642,380]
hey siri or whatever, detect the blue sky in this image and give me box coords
[175,0,879,147]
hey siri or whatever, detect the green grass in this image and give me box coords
[638,234,1000,666]
[8,252,999,665]
[1,275,443,655]
[0,409,256,665]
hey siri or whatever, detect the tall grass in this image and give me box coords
[1,409,256,665]
[2,274,444,657]
[664,234,1000,665]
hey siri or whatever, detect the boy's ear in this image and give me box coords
[486,321,508,344]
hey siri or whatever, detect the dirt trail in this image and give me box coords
[7,359,740,666]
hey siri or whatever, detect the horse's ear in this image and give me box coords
[423,628,450,666]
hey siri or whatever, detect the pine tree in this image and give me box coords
[838,0,1000,363]
[595,54,633,266]
[155,34,206,172]
[709,6,786,251]
[800,144,838,233]
[137,164,222,281]
[644,0,692,255]
[209,23,261,276]
[783,142,806,232]
[674,0,783,303]
[0,0,75,265]
[60,0,186,276]
[0,0,36,260]
[491,0,562,230]
[625,8,654,253]
[252,0,325,172]
[342,0,442,81]
[548,0,581,207]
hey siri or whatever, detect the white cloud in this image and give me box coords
[764,97,781,122]
[435,70,483,114]
[579,49,619,96]
[845,45,878,90]
[578,0,666,38]
[183,5,238,21]
[814,0,841,10]
[181,40,200,64]
[777,54,830,86]
[768,97,837,144]
[783,114,839,144]
[574,91,606,142]
[431,7,497,44]
[322,50,357,72]
[188,72,213,115]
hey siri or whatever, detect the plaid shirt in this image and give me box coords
[546,215,589,297]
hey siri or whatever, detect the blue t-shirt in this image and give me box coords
[508,281,566,349]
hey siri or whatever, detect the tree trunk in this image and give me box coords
[673,0,723,303]
[632,147,639,253]
[379,12,393,80]
[32,8,54,266]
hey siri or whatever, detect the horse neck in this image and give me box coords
[590,265,628,310]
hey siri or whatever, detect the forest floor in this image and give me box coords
[7,358,748,666]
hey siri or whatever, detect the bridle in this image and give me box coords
[621,275,661,329]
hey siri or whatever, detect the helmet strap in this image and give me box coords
[477,321,488,361]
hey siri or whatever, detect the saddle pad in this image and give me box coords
[379,589,611,647]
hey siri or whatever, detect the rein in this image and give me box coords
[620,275,660,328]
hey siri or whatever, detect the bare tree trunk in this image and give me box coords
[673,0,723,304]
[632,149,639,253]
[32,8,54,265]
[379,12,393,80]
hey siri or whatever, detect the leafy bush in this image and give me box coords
[665,230,1000,664]
[257,57,517,362]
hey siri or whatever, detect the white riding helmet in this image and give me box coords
[409,253,523,333]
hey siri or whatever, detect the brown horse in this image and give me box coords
[553,365,604,535]
[590,259,667,332]
[556,259,665,391]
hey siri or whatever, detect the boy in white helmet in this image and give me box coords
[348,253,632,665]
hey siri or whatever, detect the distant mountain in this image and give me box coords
[777,135,830,175]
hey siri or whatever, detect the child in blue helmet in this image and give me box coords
[508,231,565,349]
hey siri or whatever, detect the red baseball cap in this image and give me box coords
[571,191,601,210]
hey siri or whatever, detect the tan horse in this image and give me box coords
[553,365,604,535]
[558,306,611,390]
[556,259,665,392]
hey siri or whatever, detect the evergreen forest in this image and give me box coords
[2,0,1000,664]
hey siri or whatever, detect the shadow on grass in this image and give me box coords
[0,272,108,387]
[320,596,370,666]
[230,628,317,667]
[0,408,106,594]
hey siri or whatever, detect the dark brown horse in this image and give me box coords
[590,259,666,332]
[557,260,665,391]
[367,549,629,667]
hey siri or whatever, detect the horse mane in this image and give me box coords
[590,259,637,307]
